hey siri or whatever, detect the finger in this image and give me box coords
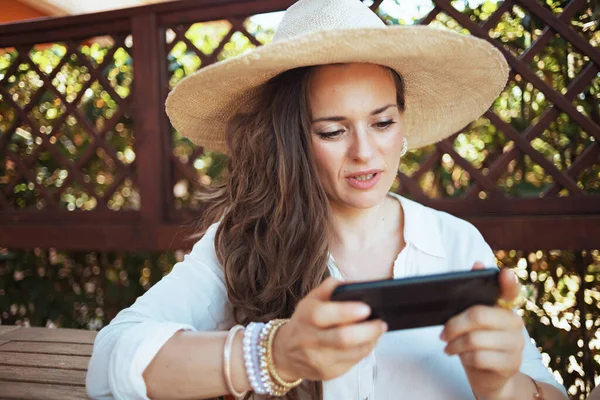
[441,305,522,343]
[459,350,521,374]
[499,268,521,303]
[471,262,485,271]
[444,330,523,356]
[319,319,387,349]
[306,276,341,301]
[307,301,372,328]
[337,339,380,364]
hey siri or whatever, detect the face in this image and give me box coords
[308,63,405,210]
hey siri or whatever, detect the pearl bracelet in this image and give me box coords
[257,319,304,396]
[243,322,267,395]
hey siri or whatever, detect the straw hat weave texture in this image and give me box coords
[165,0,509,154]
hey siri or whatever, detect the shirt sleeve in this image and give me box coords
[86,223,231,400]
[465,223,568,397]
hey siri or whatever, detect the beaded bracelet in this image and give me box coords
[243,322,267,395]
[265,319,303,390]
[258,320,290,396]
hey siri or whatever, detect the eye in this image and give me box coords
[317,129,345,139]
[374,120,396,130]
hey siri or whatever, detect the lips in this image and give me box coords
[346,169,383,179]
[345,170,383,190]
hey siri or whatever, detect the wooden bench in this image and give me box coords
[0,326,96,399]
[0,326,238,400]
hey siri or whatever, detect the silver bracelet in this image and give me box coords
[243,322,267,394]
[223,324,247,398]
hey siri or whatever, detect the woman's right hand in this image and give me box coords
[272,276,388,382]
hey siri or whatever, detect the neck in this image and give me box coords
[329,194,393,250]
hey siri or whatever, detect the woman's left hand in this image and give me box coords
[440,263,525,400]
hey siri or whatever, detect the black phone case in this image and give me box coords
[330,268,500,331]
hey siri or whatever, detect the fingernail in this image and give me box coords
[357,305,371,317]
[381,322,388,333]
[440,330,447,342]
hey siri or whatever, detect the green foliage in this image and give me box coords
[0,39,137,211]
[0,248,180,328]
[383,0,599,199]
[499,249,600,397]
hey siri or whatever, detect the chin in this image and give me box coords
[338,189,388,209]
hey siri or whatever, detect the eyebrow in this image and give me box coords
[311,104,398,123]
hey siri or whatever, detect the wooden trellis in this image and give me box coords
[0,0,598,252]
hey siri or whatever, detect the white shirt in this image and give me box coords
[86,193,567,399]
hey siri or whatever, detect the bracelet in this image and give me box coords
[266,319,303,390]
[223,324,248,398]
[473,376,545,400]
[529,376,544,399]
[243,322,267,394]
[258,320,289,396]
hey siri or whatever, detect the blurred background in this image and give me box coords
[0,0,598,398]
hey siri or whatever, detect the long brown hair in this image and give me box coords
[198,65,406,400]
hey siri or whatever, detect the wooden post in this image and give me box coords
[131,12,169,247]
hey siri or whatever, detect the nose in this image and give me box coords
[348,125,375,163]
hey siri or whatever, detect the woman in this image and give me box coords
[86,0,568,399]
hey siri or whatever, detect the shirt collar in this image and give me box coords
[389,193,446,259]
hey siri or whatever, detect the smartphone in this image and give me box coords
[330,268,500,331]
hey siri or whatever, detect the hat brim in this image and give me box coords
[165,25,508,154]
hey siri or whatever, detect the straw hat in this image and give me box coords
[165,0,508,154]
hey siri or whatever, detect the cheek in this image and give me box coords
[384,126,405,160]
[311,141,341,181]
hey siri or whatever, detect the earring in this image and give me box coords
[401,137,408,157]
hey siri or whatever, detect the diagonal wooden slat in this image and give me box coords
[519,0,586,64]
[239,24,263,48]
[0,87,68,203]
[0,51,23,86]
[467,63,598,197]
[70,42,131,105]
[2,66,104,200]
[171,153,205,189]
[480,0,514,31]
[102,167,132,201]
[395,170,429,200]
[433,0,600,140]
[166,24,192,54]
[436,139,506,196]
[411,148,443,182]
[417,6,441,25]
[517,0,600,67]
[5,149,56,206]
[24,55,130,173]
[0,66,129,210]
[201,22,242,65]
[174,32,211,67]
[368,0,385,12]
[544,143,600,196]
[484,110,586,195]
[0,67,107,206]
